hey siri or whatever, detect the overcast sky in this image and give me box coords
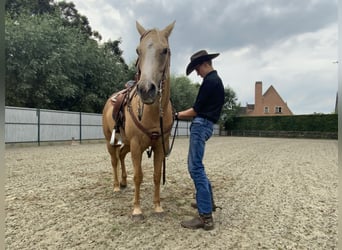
[64,0,338,114]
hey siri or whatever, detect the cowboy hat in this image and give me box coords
[186,50,220,75]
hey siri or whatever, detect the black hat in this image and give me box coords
[186,50,220,75]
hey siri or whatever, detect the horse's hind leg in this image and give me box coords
[119,145,130,188]
[106,142,120,192]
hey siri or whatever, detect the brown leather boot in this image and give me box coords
[181,214,214,230]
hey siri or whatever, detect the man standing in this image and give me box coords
[176,50,225,230]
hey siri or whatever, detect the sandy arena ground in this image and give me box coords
[5,137,338,249]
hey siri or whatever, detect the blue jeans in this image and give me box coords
[188,117,214,215]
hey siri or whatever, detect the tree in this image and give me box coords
[104,39,128,69]
[5,12,129,112]
[5,0,55,17]
[220,87,240,130]
[170,75,198,112]
[6,0,101,40]
[56,1,102,41]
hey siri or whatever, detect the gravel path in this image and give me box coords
[5,137,338,249]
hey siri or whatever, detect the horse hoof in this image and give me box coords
[131,214,145,221]
[120,183,127,189]
[113,187,120,192]
[153,211,166,218]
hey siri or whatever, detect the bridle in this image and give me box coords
[128,30,177,184]
[132,30,171,126]
[135,30,170,96]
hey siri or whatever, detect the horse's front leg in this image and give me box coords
[119,145,130,188]
[130,142,144,218]
[153,143,165,214]
[106,142,120,192]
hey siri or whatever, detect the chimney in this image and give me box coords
[255,81,262,107]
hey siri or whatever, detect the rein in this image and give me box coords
[128,32,175,184]
[127,96,173,142]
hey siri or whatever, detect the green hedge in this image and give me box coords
[230,114,338,132]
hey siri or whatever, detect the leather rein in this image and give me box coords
[127,31,176,184]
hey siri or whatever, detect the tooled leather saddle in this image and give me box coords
[110,80,136,130]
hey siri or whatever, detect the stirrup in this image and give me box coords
[116,137,122,146]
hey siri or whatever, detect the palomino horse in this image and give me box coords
[102,21,175,219]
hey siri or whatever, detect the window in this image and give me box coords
[275,106,282,113]
[264,107,269,113]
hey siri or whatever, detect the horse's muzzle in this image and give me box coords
[137,81,158,104]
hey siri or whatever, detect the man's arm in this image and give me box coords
[176,108,197,120]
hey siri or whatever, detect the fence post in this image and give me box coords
[37,108,40,146]
[79,111,82,144]
[187,121,189,137]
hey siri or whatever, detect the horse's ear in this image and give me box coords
[162,21,176,38]
[136,21,146,36]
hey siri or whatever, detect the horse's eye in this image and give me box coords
[161,48,169,55]
[136,48,140,55]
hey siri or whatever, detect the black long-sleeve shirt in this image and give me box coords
[193,70,224,123]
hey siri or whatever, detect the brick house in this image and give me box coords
[241,81,293,116]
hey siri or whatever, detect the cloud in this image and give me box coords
[211,23,338,114]
[62,0,338,114]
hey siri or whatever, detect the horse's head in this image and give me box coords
[135,21,175,104]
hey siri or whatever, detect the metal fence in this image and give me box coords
[224,130,338,139]
[5,106,220,145]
